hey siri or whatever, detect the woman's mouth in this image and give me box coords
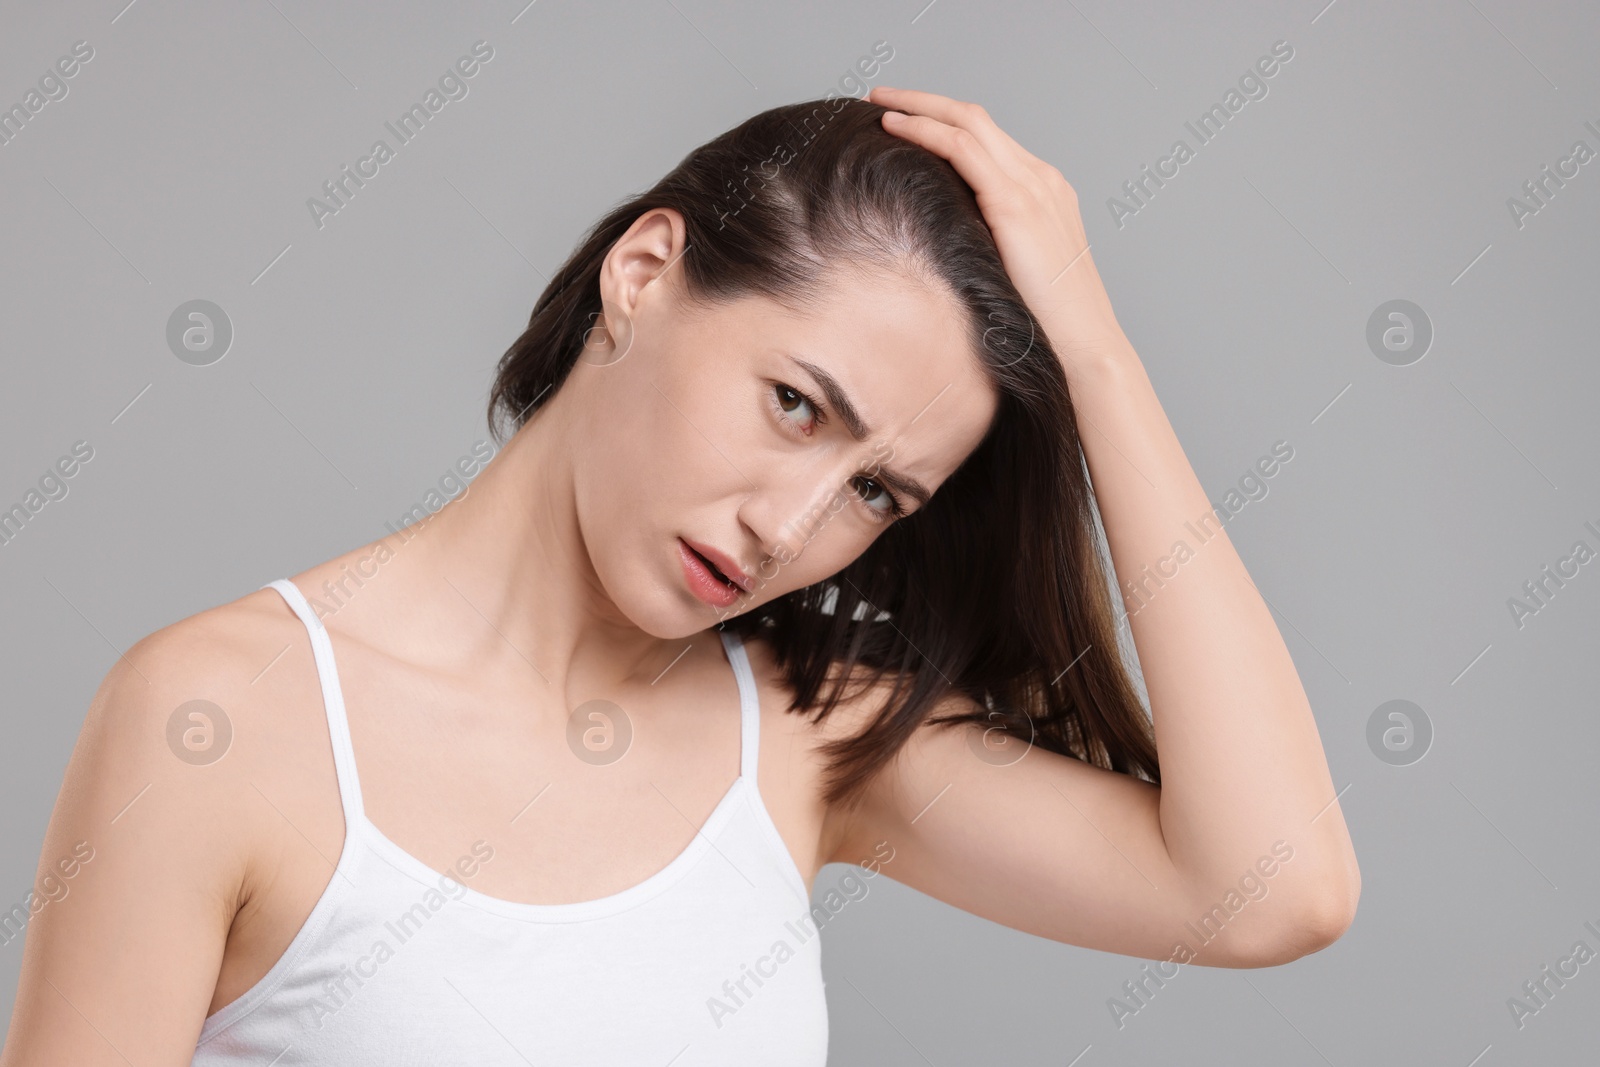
[678,538,743,608]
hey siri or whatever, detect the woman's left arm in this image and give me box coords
[855,86,1360,951]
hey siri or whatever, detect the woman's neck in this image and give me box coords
[322,388,690,706]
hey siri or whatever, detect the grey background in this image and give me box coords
[2,0,1597,1063]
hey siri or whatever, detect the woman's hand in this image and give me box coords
[867,86,1133,384]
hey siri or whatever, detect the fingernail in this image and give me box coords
[883,111,905,124]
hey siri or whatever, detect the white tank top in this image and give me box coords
[190,578,829,1064]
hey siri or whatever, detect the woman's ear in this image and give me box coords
[606,208,687,311]
[589,208,687,367]
[576,302,630,367]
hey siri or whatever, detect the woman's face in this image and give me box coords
[568,208,999,636]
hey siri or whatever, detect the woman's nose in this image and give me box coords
[739,463,856,568]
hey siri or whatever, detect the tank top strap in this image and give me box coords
[261,579,367,828]
[718,628,761,785]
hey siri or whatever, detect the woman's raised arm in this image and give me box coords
[822,87,1360,964]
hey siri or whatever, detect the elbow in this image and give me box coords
[1243,883,1360,967]
[1290,893,1358,960]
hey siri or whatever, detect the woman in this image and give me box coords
[2,88,1359,1064]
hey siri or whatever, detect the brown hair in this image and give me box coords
[487,96,1159,810]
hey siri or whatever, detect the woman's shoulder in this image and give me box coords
[75,582,337,838]
[102,583,318,741]
[14,586,337,1058]
[735,626,984,871]
[735,627,885,746]
[736,624,979,738]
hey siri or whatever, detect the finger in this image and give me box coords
[869,86,1049,181]
[876,109,1029,217]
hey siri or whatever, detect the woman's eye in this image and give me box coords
[851,476,901,520]
[773,383,819,433]
[772,382,904,522]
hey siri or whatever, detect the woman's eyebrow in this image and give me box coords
[784,353,933,508]
[787,354,873,439]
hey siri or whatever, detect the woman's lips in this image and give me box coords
[679,539,742,608]
[679,537,752,591]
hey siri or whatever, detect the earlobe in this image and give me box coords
[580,303,634,368]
